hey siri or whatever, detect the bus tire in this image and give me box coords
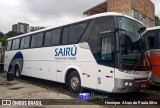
[15,66,21,78]
[68,71,82,93]
[7,72,13,81]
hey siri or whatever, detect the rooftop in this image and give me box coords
[83,0,108,15]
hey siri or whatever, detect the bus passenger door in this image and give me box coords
[97,33,115,92]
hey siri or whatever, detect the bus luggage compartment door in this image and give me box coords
[56,62,63,82]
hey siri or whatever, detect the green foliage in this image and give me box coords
[0,31,24,47]
[155,16,160,26]
[0,31,4,37]
[0,36,7,46]
[6,31,23,37]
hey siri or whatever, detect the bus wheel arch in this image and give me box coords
[65,68,78,85]
[65,68,83,93]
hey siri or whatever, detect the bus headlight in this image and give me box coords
[124,82,129,86]
[129,82,132,86]
[124,82,132,86]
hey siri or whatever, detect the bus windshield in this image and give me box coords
[117,17,149,70]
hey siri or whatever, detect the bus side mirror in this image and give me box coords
[119,34,126,47]
[115,28,126,47]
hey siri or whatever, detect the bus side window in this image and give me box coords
[80,19,95,43]
[68,23,87,44]
[62,27,69,45]
[148,37,155,48]
[24,36,30,48]
[31,35,37,48]
[147,31,155,49]
[20,38,25,49]
[15,39,20,50]
[12,40,16,50]
[51,29,60,46]
[7,40,12,51]
[12,39,20,50]
[36,33,44,47]
[44,31,52,47]
[88,16,115,58]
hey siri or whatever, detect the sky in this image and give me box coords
[0,0,160,33]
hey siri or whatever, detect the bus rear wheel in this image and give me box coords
[68,71,82,93]
[15,66,21,78]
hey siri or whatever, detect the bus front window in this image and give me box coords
[117,17,150,71]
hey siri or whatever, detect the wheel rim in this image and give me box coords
[16,68,19,77]
[70,76,80,90]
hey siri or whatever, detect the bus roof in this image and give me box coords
[8,12,145,40]
[147,26,160,31]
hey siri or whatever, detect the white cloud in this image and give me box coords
[0,0,160,33]
[0,0,20,6]
[151,0,160,16]
[0,0,104,33]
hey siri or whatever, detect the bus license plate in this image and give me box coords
[140,83,146,89]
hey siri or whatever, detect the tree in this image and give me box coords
[0,37,7,46]
[5,31,23,37]
[0,31,4,37]
[0,31,24,47]
[155,16,160,26]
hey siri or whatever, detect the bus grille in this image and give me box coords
[134,78,148,81]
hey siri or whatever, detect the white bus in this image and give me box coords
[4,12,151,93]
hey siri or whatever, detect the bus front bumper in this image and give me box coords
[112,78,151,93]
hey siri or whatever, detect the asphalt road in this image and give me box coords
[0,72,159,108]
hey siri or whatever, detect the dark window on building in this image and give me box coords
[44,31,52,46]
[31,35,36,48]
[62,27,69,44]
[51,29,60,46]
[68,23,87,44]
[24,36,30,48]
[88,16,115,59]
[36,33,44,47]
[7,40,12,51]
[147,31,155,49]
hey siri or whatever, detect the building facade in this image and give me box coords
[12,22,29,33]
[30,26,45,32]
[84,0,155,27]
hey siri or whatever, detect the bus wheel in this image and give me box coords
[15,66,21,78]
[68,71,82,93]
